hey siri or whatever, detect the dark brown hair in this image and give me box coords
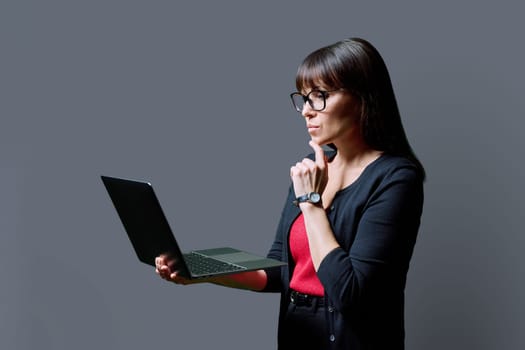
[296,38,425,179]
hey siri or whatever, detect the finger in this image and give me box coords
[295,162,308,173]
[157,254,179,271]
[170,271,180,282]
[290,163,303,176]
[170,271,191,285]
[158,265,172,279]
[156,255,168,267]
[301,157,316,171]
[309,140,327,167]
[291,164,308,179]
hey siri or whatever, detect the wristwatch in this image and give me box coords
[293,192,322,207]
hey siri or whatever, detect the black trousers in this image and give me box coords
[278,291,404,350]
[278,292,335,350]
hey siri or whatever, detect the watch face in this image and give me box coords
[309,192,321,203]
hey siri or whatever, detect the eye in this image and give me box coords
[309,90,325,100]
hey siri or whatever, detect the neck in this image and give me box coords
[329,137,381,168]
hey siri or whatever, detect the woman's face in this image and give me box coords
[300,85,362,146]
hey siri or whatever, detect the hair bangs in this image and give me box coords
[295,48,343,92]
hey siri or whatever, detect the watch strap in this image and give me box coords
[292,193,310,207]
[292,192,321,207]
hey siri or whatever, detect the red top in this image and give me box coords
[289,213,325,296]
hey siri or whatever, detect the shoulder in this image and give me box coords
[352,154,424,202]
[367,154,423,183]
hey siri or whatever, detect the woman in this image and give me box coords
[156,37,424,349]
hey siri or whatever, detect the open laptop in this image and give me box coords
[101,175,286,279]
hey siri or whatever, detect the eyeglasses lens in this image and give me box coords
[291,94,306,112]
[308,91,325,111]
[291,91,325,112]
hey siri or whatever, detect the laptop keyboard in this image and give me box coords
[184,252,246,276]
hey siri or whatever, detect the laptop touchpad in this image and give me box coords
[213,252,259,263]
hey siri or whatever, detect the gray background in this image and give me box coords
[2,1,524,349]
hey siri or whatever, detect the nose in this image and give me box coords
[301,102,316,119]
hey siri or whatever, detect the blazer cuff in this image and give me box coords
[258,266,283,293]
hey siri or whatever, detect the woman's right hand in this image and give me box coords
[155,254,197,285]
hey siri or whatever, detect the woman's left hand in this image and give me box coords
[290,140,328,199]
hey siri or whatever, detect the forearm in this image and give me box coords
[208,269,268,291]
[300,203,340,270]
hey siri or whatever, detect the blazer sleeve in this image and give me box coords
[316,165,424,312]
[259,186,295,293]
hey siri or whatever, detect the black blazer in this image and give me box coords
[261,153,424,349]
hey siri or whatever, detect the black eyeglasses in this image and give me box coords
[290,89,343,113]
